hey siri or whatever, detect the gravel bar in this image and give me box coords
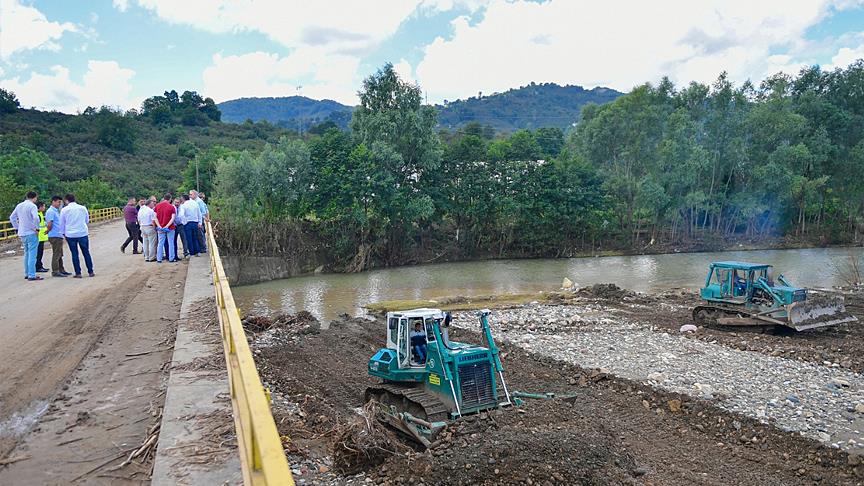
[454,303,864,451]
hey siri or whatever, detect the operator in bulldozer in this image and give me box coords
[410,321,427,364]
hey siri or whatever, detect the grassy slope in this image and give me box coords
[0,109,291,197]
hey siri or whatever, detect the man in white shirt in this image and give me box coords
[9,191,42,281]
[192,190,209,253]
[137,199,158,262]
[180,193,202,256]
[59,193,95,278]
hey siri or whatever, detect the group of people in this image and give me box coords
[120,190,210,263]
[9,191,94,280]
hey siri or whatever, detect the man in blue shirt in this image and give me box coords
[45,196,70,277]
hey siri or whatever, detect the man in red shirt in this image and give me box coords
[154,193,177,263]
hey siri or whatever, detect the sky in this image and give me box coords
[1,0,864,114]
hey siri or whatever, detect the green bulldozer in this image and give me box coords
[365,308,516,446]
[693,261,857,331]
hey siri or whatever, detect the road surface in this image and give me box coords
[0,219,189,478]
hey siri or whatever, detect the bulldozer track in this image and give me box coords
[365,383,450,423]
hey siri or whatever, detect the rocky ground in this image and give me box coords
[244,286,864,485]
[451,286,864,452]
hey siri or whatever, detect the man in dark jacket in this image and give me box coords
[120,197,141,254]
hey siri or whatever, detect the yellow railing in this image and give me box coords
[206,221,294,486]
[0,206,123,241]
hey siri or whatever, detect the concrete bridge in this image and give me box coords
[0,217,292,484]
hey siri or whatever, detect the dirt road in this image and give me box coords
[0,220,188,482]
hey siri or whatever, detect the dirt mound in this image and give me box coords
[241,311,320,335]
[577,283,635,300]
[373,402,639,485]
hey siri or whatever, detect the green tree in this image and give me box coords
[0,147,59,194]
[0,88,20,114]
[96,107,136,153]
[68,176,123,209]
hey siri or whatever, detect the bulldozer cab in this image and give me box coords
[386,309,442,369]
[703,262,772,303]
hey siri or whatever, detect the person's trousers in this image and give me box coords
[141,226,157,260]
[49,236,66,273]
[157,229,176,262]
[36,240,46,269]
[65,235,93,276]
[20,234,38,278]
[122,221,140,252]
[184,222,200,255]
[175,223,187,257]
[197,223,207,252]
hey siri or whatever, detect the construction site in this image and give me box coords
[235,281,864,485]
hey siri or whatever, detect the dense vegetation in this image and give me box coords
[436,83,622,131]
[213,61,864,272]
[0,90,292,216]
[216,83,623,133]
[4,60,864,274]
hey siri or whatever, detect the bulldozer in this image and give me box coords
[692,261,857,331]
[365,308,514,446]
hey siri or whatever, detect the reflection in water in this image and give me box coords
[233,247,863,322]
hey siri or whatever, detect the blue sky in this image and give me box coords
[1,0,863,113]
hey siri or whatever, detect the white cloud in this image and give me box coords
[112,0,129,12]
[392,59,416,85]
[202,50,360,104]
[0,0,77,59]
[130,0,422,55]
[415,0,864,102]
[826,41,864,69]
[0,60,136,112]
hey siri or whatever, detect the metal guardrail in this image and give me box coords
[205,221,295,485]
[0,206,123,241]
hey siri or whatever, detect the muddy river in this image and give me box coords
[233,247,863,321]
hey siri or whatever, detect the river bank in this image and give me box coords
[242,283,864,485]
[221,231,859,287]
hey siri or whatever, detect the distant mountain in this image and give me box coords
[217,96,354,130]
[436,83,624,132]
[218,83,623,133]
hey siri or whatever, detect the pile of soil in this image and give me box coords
[252,311,862,485]
[576,283,635,300]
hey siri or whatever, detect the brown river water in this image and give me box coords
[232,247,864,322]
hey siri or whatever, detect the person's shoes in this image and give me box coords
[145,259,155,262]
[88,272,95,277]
[120,245,126,254]
[36,268,49,273]
[132,250,142,254]
[60,271,72,276]
[26,276,44,281]
[156,260,163,263]
[52,272,67,277]
[73,274,82,279]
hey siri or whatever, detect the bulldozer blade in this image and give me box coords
[787,295,859,331]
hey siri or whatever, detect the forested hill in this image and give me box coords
[436,83,623,131]
[218,96,353,130]
[217,83,623,132]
